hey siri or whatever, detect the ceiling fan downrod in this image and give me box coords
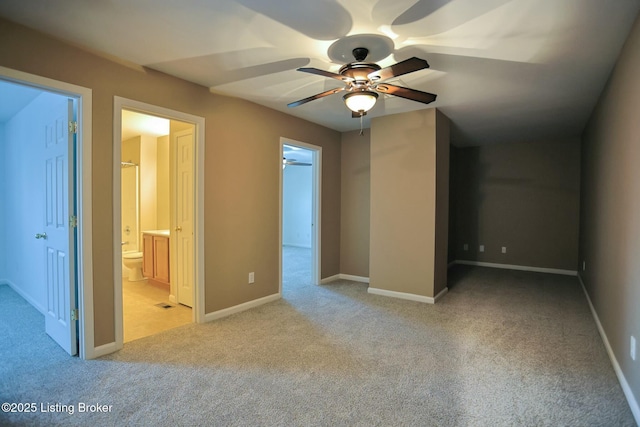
[352,47,369,62]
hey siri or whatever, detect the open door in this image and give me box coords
[42,97,77,356]
[174,128,194,307]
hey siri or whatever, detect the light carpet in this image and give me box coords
[0,260,636,426]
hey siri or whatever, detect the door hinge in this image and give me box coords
[69,215,78,228]
[68,121,78,134]
[71,308,79,321]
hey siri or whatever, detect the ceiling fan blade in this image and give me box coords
[297,67,352,82]
[368,57,430,81]
[287,87,344,108]
[288,162,312,166]
[352,111,367,118]
[375,83,437,104]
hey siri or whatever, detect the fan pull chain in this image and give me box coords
[359,113,364,136]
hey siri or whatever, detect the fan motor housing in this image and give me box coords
[339,62,381,83]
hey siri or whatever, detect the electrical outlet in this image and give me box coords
[631,336,636,361]
[479,245,485,253]
[502,247,507,254]
[248,272,255,284]
[463,243,469,251]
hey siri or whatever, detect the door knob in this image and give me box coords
[175,226,182,232]
[35,232,47,240]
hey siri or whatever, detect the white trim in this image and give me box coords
[453,260,577,276]
[367,286,449,304]
[434,286,449,302]
[2,279,46,315]
[320,274,340,284]
[338,274,370,283]
[204,293,281,322]
[320,274,370,284]
[113,97,206,355]
[578,275,640,424]
[0,67,95,360]
[279,138,322,293]
[91,342,119,359]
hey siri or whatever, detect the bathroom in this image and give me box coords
[121,109,192,342]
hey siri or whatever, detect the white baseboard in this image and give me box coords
[204,293,281,322]
[320,274,370,284]
[367,286,448,304]
[578,274,639,425]
[168,294,177,304]
[339,274,370,283]
[90,342,120,359]
[434,287,448,302]
[2,278,46,315]
[453,260,577,276]
[320,274,340,284]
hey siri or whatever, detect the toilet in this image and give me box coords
[122,251,145,282]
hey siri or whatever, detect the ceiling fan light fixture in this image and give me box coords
[343,90,378,113]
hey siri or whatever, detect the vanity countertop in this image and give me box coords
[143,229,170,237]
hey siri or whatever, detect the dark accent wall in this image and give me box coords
[580,12,640,410]
[450,138,581,271]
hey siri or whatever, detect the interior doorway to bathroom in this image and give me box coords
[114,97,205,347]
[280,138,321,294]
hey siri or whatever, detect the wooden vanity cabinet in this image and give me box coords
[142,233,170,287]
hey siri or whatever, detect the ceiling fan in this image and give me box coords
[283,157,311,167]
[287,47,437,117]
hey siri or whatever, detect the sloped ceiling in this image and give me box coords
[1,0,638,146]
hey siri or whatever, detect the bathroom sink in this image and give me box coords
[142,229,170,237]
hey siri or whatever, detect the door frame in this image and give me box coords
[0,66,94,359]
[279,137,322,292]
[113,97,205,349]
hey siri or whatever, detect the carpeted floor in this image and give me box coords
[0,262,636,426]
[283,245,313,288]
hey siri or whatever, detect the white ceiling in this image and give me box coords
[121,110,170,141]
[283,144,313,165]
[0,81,41,123]
[1,0,638,146]
[0,82,169,141]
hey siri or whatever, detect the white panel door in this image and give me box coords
[175,129,194,307]
[42,98,77,356]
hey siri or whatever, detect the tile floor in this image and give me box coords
[122,278,192,342]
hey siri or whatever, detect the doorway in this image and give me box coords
[0,67,93,358]
[279,138,321,293]
[119,110,195,342]
[113,97,205,349]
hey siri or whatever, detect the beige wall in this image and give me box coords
[121,136,141,165]
[0,18,342,346]
[340,130,370,278]
[156,134,170,230]
[369,109,448,298]
[450,138,581,271]
[140,134,158,234]
[580,13,640,406]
